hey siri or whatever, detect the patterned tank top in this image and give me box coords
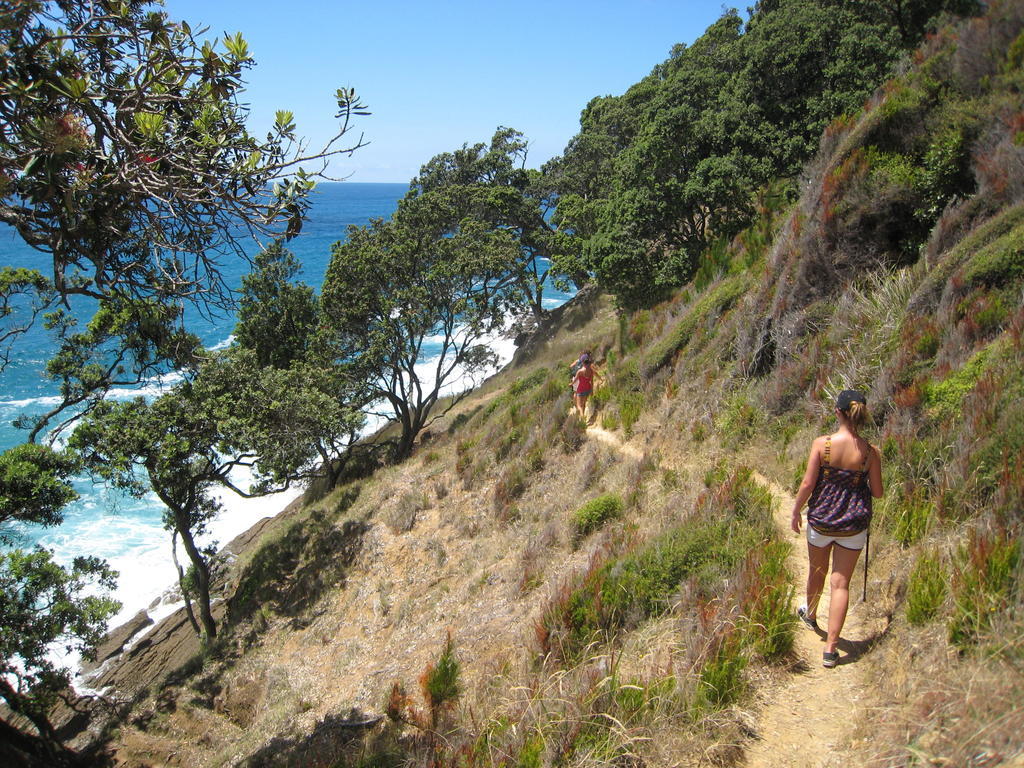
[806,436,873,535]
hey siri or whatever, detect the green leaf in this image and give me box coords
[274,110,296,134]
[223,31,249,61]
[133,111,166,139]
[57,75,89,100]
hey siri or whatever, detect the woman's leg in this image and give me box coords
[805,541,831,619]
[825,544,862,653]
[579,393,590,422]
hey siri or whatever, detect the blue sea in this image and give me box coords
[0,182,573,644]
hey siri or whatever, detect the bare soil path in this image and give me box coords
[581,420,879,767]
[743,471,878,768]
[585,424,645,460]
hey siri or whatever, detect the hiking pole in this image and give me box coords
[861,528,870,602]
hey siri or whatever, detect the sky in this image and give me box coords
[167,0,732,184]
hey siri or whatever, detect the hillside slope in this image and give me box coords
[88,4,1024,767]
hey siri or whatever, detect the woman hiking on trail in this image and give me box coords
[571,353,598,423]
[790,390,883,668]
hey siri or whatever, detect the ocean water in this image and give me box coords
[0,182,573,644]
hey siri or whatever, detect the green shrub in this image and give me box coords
[913,323,941,357]
[495,424,524,461]
[704,460,729,489]
[447,410,473,435]
[972,292,1009,334]
[948,531,1019,649]
[715,391,760,443]
[967,376,1024,505]
[961,221,1024,289]
[493,461,528,517]
[534,372,566,404]
[590,384,611,408]
[906,550,948,626]
[619,392,644,435]
[911,203,1024,312]
[516,733,544,768]
[696,635,747,712]
[866,147,919,189]
[642,275,747,376]
[525,444,545,473]
[508,368,550,397]
[922,345,993,422]
[422,634,461,718]
[572,493,624,538]
[883,488,934,547]
[539,468,773,661]
[600,410,620,431]
[745,541,795,660]
[915,126,973,225]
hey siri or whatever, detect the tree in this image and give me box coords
[0,0,366,311]
[0,444,118,764]
[409,127,574,316]
[70,391,233,641]
[0,444,80,535]
[70,348,365,639]
[18,295,202,443]
[234,242,319,370]
[843,0,982,46]
[0,0,368,427]
[0,550,118,765]
[320,198,524,460]
[199,349,367,489]
[549,0,981,308]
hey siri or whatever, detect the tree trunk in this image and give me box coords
[171,511,217,640]
[171,531,202,637]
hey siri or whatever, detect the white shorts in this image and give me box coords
[807,526,867,550]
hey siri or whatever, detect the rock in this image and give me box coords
[80,610,154,677]
[88,604,205,698]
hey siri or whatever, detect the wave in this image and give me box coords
[208,334,235,351]
[0,394,65,408]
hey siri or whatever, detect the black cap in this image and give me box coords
[836,389,866,411]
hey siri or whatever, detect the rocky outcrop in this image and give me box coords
[81,512,287,697]
[79,610,153,679]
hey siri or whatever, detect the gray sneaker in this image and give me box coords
[797,605,819,631]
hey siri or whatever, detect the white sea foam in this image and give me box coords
[0,394,65,408]
[208,334,235,351]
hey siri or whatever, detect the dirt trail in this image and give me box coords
[743,471,876,768]
[585,424,645,460]
[582,422,877,767]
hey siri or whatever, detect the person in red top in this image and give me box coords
[571,353,598,423]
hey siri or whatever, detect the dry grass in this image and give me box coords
[100,10,1024,764]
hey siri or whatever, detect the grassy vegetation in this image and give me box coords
[539,468,776,663]
[571,493,623,539]
[906,549,948,626]
[105,7,1024,766]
